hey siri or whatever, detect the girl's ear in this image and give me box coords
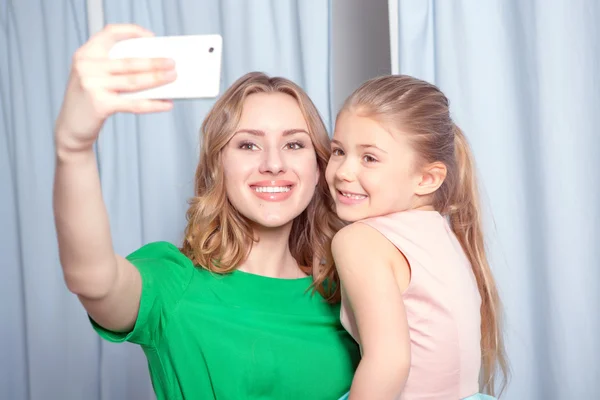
[415,161,447,196]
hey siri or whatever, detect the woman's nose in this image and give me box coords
[259,147,286,175]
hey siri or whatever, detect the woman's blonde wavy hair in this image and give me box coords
[181,72,344,302]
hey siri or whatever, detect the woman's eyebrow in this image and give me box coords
[234,128,309,136]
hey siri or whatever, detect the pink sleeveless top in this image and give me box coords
[340,210,482,399]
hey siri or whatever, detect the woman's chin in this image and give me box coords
[248,213,297,230]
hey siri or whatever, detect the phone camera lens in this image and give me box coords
[209,47,214,53]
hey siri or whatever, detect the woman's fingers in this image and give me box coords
[54,24,173,151]
[70,24,178,95]
[97,69,177,92]
[76,24,154,59]
[73,57,175,79]
[106,57,175,74]
[93,24,155,48]
[73,57,177,93]
[112,98,174,114]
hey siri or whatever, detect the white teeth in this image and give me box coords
[341,191,367,200]
[254,186,292,193]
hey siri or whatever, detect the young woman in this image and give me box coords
[53,24,359,400]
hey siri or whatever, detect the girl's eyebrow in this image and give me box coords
[331,139,388,154]
[359,143,387,154]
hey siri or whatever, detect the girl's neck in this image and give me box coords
[412,204,436,211]
[237,222,306,279]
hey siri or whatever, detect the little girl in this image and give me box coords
[326,75,508,399]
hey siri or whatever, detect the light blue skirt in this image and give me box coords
[464,395,496,400]
[338,393,495,400]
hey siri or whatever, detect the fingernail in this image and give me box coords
[165,58,176,67]
[165,70,177,79]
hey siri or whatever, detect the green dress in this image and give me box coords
[91,242,360,399]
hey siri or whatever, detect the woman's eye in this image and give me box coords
[332,148,344,156]
[286,141,305,150]
[363,155,377,163]
[239,142,259,150]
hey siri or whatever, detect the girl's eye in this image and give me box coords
[363,154,378,163]
[332,148,344,156]
[239,141,259,150]
[286,141,305,150]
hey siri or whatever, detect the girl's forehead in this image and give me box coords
[334,115,396,143]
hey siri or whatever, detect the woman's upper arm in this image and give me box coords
[332,223,411,367]
[85,242,195,346]
[80,255,142,333]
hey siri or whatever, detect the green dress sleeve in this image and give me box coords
[90,241,195,347]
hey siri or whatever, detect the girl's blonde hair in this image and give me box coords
[181,72,344,301]
[338,75,509,396]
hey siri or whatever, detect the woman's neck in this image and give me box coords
[237,222,307,279]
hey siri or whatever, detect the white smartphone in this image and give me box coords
[108,34,223,99]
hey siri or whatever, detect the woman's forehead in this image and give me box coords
[236,93,309,137]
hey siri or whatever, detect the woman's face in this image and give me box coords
[221,92,320,229]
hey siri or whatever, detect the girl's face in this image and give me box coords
[221,92,320,229]
[325,112,422,222]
